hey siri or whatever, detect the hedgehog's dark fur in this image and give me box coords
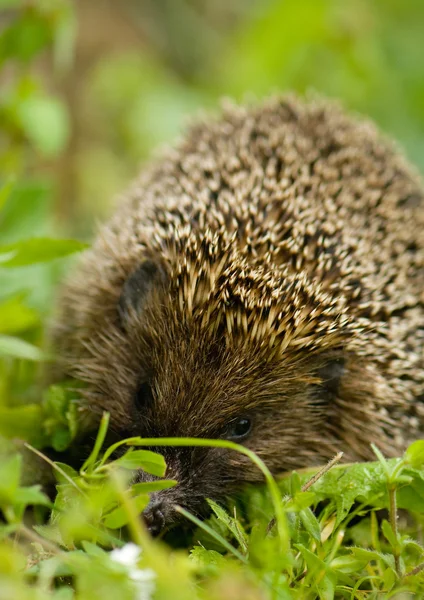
[54,96,424,530]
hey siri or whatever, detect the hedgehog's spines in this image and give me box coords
[54,94,424,467]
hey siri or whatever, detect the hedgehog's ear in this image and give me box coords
[312,356,345,405]
[317,357,345,396]
[118,260,167,326]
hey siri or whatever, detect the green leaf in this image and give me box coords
[350,547,395,570]
[0,334,44,361]
[285,491,316,511]
[0,12,51,62]
[402,536,424,555]
[14,485,52,508]
[0,251,17,265]
[81,541,108,557]
[43,384,80,450]
[51,586,75,600]
[208,499,249,553]
[381,519,398,548]
[52,462,79,485]
[0,238,87,267]
[371,444,390,477]
[330,554,369,574]
[0,181,50,243]
[349,547,384,562]
[289,461,388,527]
[51,426,72,452]
[317,573,336,600]
[295,543,337,600]
[43,384,69,418]
[299,508,321,543]
[17,95,70,157]
[33,524,66,548]
[0,178,14,214]
[0,295,39,334]
[103,494,149,529]
[113,449,166,477]
[0,405,45,445]
[0,453,22,503]
[405,440,424,469]
[382,567,396,591]
[289,471,302,496]
[397,469,424,513]
[295,543,326,572]
[190,546,228,568]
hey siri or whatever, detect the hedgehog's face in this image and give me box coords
[106,258,356,535]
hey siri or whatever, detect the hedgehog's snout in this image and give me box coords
[137,453,187,535]
[143,498,166,536]
[141,488,191,537]
[139,447,224,535]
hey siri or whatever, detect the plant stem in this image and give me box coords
[301,452,344,492]
[80,412,110,473]
[388,483,401,576]
[18,525,63,555]
[404,562,424,578]
[24,442,86,497]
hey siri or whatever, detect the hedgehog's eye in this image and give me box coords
[135,382,154,411]
[225,417,252,441]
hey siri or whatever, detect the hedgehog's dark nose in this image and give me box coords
[143,500,165,537]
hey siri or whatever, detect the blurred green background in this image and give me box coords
[1,0,424,236]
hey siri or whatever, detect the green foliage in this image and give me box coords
[16,94,69,158]
[1,429,424,599]
[42,384,79,451]
[0,237,88,268]
[0,3,83,452]
[0,182,86,446]
[0,1,73,173]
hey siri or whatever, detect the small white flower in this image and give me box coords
[110,542,141,567]
[130,567,156,600]
[110,543,156,600]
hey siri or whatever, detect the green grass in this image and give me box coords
[0,398,424,599]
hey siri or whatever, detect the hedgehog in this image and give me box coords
[53,95,424,535]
